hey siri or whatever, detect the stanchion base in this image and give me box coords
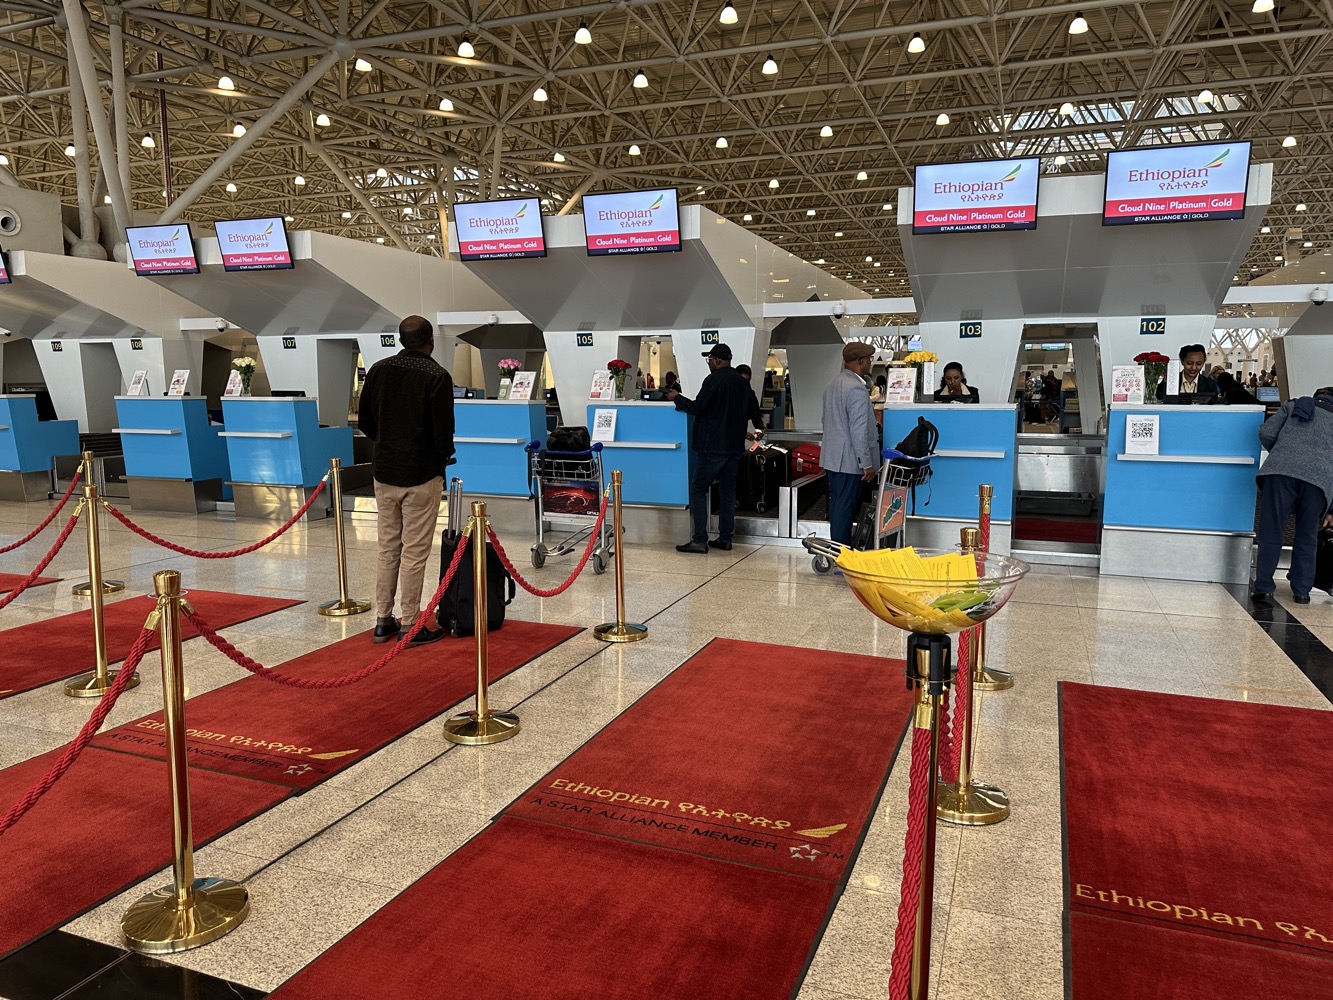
[64,669,140,698]
[443,710,520,745]
[972,668,1014,692]
[318,597,372,617]
[593,622,649,643]
[936,780,1010,826]
[122,877,249,954]
[71,580,126,597]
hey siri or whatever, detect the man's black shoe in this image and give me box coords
[676,541,709,554]
[1250,592,1273,606]
[1293,593,1312,604]
[708,539,733,551]
[409,624,446,645]
[373,619,401,643]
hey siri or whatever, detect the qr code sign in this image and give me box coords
[595,412,615,431]
[1130,420,1154,439]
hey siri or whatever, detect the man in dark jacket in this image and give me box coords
[358,315,455,644]
[667,343,754,552]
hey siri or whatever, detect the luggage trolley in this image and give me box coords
[525,440,614,574]
[811,447,933,574]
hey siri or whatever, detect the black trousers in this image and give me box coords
[1254,474,1326,597]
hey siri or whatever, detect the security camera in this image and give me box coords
[832,301,847,319]
[214,318,228,333]
[486,312,498,327]
[1312,288,1328,307]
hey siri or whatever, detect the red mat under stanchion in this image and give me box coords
[269,638,916,1000]
[0,573,59,594]
[1062,683,1333,992]
[0,746,289,961]
[0,591,303,699]
[91,621,583,790]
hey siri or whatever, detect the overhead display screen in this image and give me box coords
[454,197,547,261]
[214,216,295,271]
[0,252,10,285]
[1103,141,1251,225]
[912,158,1040,234]
[125,224,200,276]
[583,187,682,255]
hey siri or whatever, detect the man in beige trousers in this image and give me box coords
[357,315,455,644]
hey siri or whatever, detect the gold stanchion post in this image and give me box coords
[66,452,138,698]
[936,527,1010,826]
[905,633,948,1000]
[443,502,520,745]
[972,484,1013,692]
[318,458,371,617]
[593,470,648,643]
[122,570,249,953]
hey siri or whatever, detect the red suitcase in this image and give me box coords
[790,442,823,478]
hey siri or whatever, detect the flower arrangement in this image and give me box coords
[1134,351,1170,395]
[231,356,256,395]
[607,358,633,398]
[902,350,938,366]
[497,358,522,380]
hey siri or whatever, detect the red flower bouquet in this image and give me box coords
[1134,352,1170,398]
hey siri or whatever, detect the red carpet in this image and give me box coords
[92,620,582,790]
[0,573,59,594]
[0,591,303,698]
[269,638,916,999]
[0,746,289,961]
[1062,683,1333,992]
[1013,516,1100,544]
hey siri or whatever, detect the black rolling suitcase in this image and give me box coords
[1316,530,1333,595]
[436,478,516,637]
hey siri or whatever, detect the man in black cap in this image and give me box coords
[666,343,755,552]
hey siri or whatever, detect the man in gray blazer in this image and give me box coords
[821,342,879,545]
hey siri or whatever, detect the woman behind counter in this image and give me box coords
[933,362,980,404]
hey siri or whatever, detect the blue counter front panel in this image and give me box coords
[0,396,78,473]
[585,402,693,507]
[114,397,231,498]
[453,401,548,497]
[220,398,352,487]
[1104,405,1263,532]
[881,405,1017,521]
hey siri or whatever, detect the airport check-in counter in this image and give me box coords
[0,395,79,502]
[113,397,231,513]
[583,402,693,506]
[1101,404,1265,584]
[454,400,548,497]
[219,397,352,520]
[880,404,1019,553]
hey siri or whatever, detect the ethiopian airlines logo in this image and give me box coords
[262,221,274,235]
[1000,163,1022,182]
[648,193,664,210]
[514,204,527,218]
[1204,148,1230,169]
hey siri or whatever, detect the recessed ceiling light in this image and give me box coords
[533,86,548,102]
[1282,135,1296,147]
[1274,255,1283,261]
[628,144,641,155]
[935,113,950,126]
[217,75,235,91]
[438,97,454,112]
[140,134,156,148]
[354,58,372,72]
[716,137,728,148]
[458,35,475,58]
[816,258,825,264]
[103,194,111,204]
[225,182,238,193]
[633,70,648,89]
[315,113,331,127]
[762,55,778,75]
[232,123,246,137]
[907,32,925,54]
[1304,241,1313,248]
[574,21,592,44]
[1069,12,1089,34]
[553,151,566,162]
[719,2,738,25]
[285,215,294,222]
[819,125,833,138]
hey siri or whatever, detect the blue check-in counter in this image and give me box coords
[1102,404,1264,584]
[0,394,79,501]
[584,401,693,506]
[880,404,1018,553]
[113,397,230,512]
[219,397,352,520]
[454,400,548,497]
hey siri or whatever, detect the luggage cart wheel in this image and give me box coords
[531,545,546,569]
[755,501,766,514]
[812,554,832,575]
[593,551,609,575]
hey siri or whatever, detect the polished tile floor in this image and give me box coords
[0,498,1329,1000]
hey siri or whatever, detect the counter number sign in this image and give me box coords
[576,332,594,347]
[1139,317,1166,336]
[130,338,143,351]
[701,330,719,345]
[380,334,395,348]
[282,336,297,350]
[960,321,983,339]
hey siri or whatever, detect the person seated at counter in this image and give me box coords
[933,362,980,404]
[662,371,681,394]
[1156,344,1218,402]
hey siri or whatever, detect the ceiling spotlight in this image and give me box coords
[743,213,753,221]
[1282,135,1296,147]
[533,86,548,102]
[882,203,892,211]
[341,210,352,219]
[315,113,331,127]
[217,75,235,91]
[376,237,385,244]
[907,32,925,54]
[225,182,238,193]
[1261,226,1271,233]
[628,144,641,155]
[1274,255,1283,261]
[873,261,881,267]
[103,194,111,204]
[762,55,778,75]
[0,154,8,165]
[819,125,833,138]
[1054,154,1067,165]
[574,20,592,44]
[1296,203,1308,211]
[64,143,76,156]
[806,209,816,216]
[1197,88,1214,104]
[768,178,779,189]
[1252,0,1274,11]
[1059,101,1076,116]
[834,230,844,237]
[438,97,454,112]
[855,170,868,181]
[553,151,566,162]
[294,175,306,185]
[1069,12,1089,34]
[719,2,738,25]
[936,113,950,125]
[458,35,475,58]
[232,123,246,137]
[633,69,648,89]
[716,136,728,148]
[376,167,389,178]
[865,255,873,262]
[1304,241,1314,248]
[140,134,156,148]
[354,58,372,72]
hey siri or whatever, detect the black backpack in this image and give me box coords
[547,425,592,452]
[435,479,515,637]
[894,416,938,458]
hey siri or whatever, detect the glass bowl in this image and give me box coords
[837,548,1029,634]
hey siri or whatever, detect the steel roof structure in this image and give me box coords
[0,1,1327,308]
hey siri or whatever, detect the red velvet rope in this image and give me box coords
[940,629,971,786]
[0,471,82,555]
[486,496,610,598]
[0,510,83,613]
[979,506,991,555]
[102,478,328,559]
[888,724,934,1000]
[183,533,470,689]
[0,627,154,837]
